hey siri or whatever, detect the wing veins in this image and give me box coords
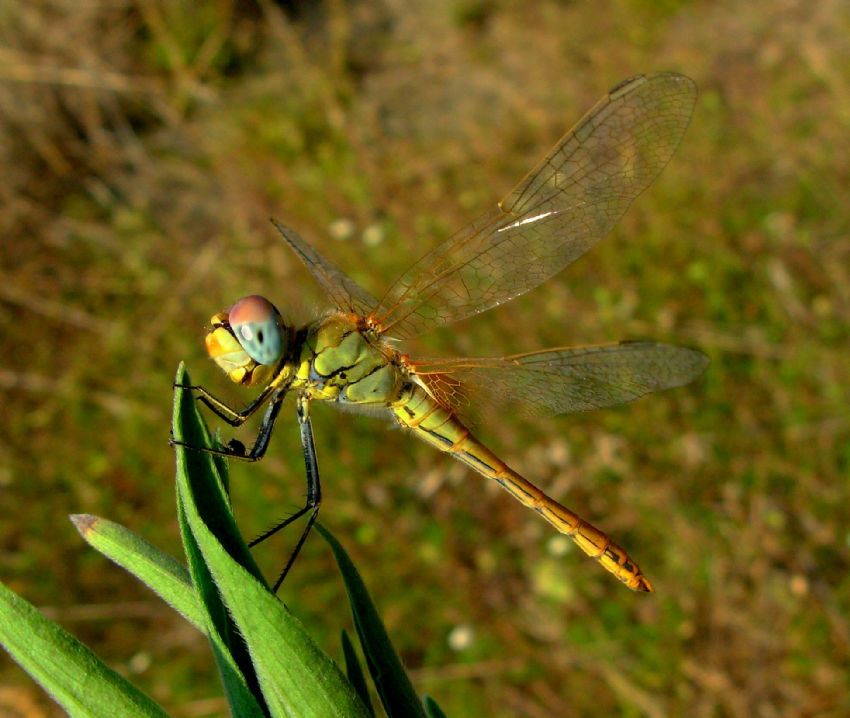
[412,342,709,417]
[271,219,377,317]
[370,73,697,339]
[374,131,597,329]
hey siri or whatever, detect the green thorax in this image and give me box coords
[291,313,406,405]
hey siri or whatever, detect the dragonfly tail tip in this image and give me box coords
[635,575,654,593]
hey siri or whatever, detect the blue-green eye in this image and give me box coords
[228,295,285,365]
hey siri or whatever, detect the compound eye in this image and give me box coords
[228,295,285,365]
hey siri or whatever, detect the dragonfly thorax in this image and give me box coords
[294,314,405,406]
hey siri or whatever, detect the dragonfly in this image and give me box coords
[175,72,707,594]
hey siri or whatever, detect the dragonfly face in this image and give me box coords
[205,294,289,387]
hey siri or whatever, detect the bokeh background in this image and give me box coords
[2,1,849,716]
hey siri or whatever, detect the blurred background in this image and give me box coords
[1,1,849,716]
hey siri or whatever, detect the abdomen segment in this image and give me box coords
[391,382,653,592]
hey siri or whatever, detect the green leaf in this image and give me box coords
[0,580,170,718]
[341,629,374,717]
[424,696,449,718]
[316,523,427,718]
[69,514,203,632]
[172,363,370,718]
[172,367,269,717]
[172,367,260,583]
[175,493,268,718]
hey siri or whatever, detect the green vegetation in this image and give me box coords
[1,368,445,717]
[1,1,849,715]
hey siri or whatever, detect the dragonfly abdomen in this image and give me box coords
[392,381,653,592]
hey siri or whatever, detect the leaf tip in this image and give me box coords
[69,513,100,536]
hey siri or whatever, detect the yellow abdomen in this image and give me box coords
[392,381,653,592]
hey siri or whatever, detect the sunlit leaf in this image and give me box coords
[317,523,426,718]
[70,514,203,631]
[341,629,375,717]
[173,364,370,718]
[0,580,170,718]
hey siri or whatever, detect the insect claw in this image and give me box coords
[226,438,247,457]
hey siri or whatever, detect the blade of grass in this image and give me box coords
[69,514,203,631]
[424,696,449,718]
[0,580,170,718]
[341,629,375,717]
[173,363,370,718]
[316,523,427,718]
[172,365,268,716]
[176,494,268,718]
[173,367,259,579]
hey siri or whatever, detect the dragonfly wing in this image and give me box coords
[369,73,697,339]
[271,219,378,316]
[412,342,709,418]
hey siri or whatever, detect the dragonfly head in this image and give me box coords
[205,295,288,387]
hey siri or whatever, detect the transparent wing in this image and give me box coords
[369,73,697,339]
[411,342,709,419]
[271,219,378,317]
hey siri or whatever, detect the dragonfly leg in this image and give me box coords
[170,390,285,461]
[249,396,321,593]
[174,382,275,426]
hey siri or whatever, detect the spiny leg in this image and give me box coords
[174,382,276,426]
[172,380,321,591]
[249,395,321,593]
[171,388,285,460]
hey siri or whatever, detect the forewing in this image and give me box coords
[412,342,709,419]
[271,219,378,316]
[370,73,697,339]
